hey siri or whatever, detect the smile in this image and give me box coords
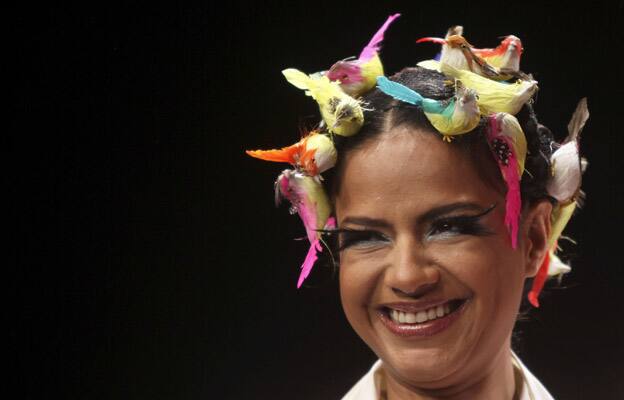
[378,299,467,337]
[388,303,452,324]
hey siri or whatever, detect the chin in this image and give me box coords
[363,300,482,386]
[380,340,471,385]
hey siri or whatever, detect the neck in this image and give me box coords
[385,344,517,400]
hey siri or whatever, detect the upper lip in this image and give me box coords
[379,300,460,313]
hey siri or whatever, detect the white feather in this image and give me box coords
[548,252,571,277]
[305,134,337,173]
[441,47,470,71]
[547,141,581,202]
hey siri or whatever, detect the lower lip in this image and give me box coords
[378,301,468,338]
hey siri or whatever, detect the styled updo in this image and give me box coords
[327,66,557,210]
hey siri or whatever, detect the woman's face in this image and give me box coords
[335,126,549,391]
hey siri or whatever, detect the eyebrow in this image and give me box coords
[340,202,495,229]
[418,202,495,224]
[340,216,393,229]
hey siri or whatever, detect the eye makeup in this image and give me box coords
[334,229,391,252]
[327,203,497,250]
[425,203,497,240]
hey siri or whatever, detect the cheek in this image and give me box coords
[474,248,525,324]
[433,238,526,310]
[339,255,381,328]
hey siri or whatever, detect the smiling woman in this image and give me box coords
[246,16,588,400]
[329,68,556,399]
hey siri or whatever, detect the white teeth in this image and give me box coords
[435,305,444,317]
[416,311,428,323]
[391,309,399,322]
[388,303,455,324]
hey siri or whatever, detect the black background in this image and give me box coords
[13,2,624,399]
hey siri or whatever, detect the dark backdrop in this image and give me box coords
[13,2,624,399]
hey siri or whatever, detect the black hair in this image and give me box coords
[325,66,557,209]
[319,66,562,317]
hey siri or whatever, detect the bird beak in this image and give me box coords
[416,37,447,45]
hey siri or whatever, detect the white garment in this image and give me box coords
[341,352,554,400]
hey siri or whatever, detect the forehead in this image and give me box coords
[335,126,502,220]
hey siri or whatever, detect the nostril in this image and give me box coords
[387,261,441,296]
[391,282,437,298]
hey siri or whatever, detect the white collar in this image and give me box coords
[341,352,555,400]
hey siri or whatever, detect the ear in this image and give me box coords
[521,200,552,278]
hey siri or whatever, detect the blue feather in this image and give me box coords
[376,76,423,105]
[421,98,448,114]
[376,76,448,114]
[441,100,456,118]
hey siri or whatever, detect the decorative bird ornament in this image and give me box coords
[275,169,336,288]
[417,28,523,80]
[376,76,480,141]
[416,61,538,116]
[472,35,524,72]
[246,131,337,177]
[326,13,400,97]
[282,68,364,136]
[417,26,465,67]
[485,113,527,249]
[528,98,589,307]
[546,98,589,203]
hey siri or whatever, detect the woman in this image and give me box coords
[333,67,564,400]
[247,17,587,400]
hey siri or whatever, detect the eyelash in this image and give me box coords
[336,230,389,251]
[333,210,494,250]
[426,216,491,239]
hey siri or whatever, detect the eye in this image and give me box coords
[428,219,471,237]
[338,229,390,251]
[426,212,494,240]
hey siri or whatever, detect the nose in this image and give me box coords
[385,235,440,297]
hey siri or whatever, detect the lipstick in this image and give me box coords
[378,299,468,338]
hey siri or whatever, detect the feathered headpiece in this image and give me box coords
[246,16,588,307]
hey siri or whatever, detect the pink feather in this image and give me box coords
[487,116,522,249]
[297,217,336,288]
[358,13,401,61]
[275,170,319,243]
[326,61,364,84]
[275,171,290,206]
[297,194,319,244]
[275,170,335,287]
[297,239,322,288]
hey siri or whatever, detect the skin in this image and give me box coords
[335,125,551,399]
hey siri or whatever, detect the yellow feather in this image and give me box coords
[417,59,443,72]
[498,113,528,174]
[299,175,331,231]
[359,54,384,90]
[548,201,576,249]
[483,54,506,69]
[422,85,481,137]
[425,111,479,137]
[439,62,538,115]
[282,68,364,136]
[282,68,313,91]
